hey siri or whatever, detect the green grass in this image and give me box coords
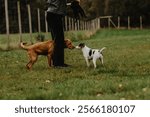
[0,29,150,100]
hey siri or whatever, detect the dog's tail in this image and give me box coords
[100,47,106,53]
[20,42,30,50]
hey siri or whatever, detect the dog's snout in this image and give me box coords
[76,46,80,49]
[72,46,75,49]
[67,43,75,49]
[68,45,75,49]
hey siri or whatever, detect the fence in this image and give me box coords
[0,0,145,49]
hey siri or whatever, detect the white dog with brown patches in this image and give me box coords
[76,43,106,68]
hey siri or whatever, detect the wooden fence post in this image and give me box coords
[74,21,77,31]
[37,8,41,33]
[95,19,97,29]
[108,17,110,29]
[140,16,143,30]
[45,11,48,33]
[89,21,91,30]
[5,0,10,49]
[17,1,22,42]
[99,18,101,29]
[64,16,67,31]
[95,19,98,30]
[68,17,71,31]
[110,19,117,28]
[96,18,99,29]
[85,21,88,30]
[81,20,83,30]
[118,16,120,29]
[72,18,74,30]
[27,4,33,43]
[128,16,130,29]
[84,21,86,30]
[87,21,89,30]
[97,18,99,29]
[82,21,84,30]
[77,20,80,30]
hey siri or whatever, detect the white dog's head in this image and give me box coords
[76,43,85,49]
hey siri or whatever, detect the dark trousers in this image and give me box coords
[47,12,64,66]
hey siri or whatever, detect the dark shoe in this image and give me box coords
[62,63,71,67]
[53,63,71,68]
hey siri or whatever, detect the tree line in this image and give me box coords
[0,0,149,33]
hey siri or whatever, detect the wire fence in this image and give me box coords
[0,0,146,50]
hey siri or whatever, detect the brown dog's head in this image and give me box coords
[64,39,75,49]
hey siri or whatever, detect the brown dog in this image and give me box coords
[20,39,75,69]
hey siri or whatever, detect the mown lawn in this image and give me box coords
[0,29,150,100]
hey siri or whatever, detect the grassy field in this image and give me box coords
[0,29,150,100]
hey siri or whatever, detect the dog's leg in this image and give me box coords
[26,53,38,69]
[47,54,52,67]
[92,58,97,68]
[26,59,37,69]
[99,56,104,66]
[26,61,33,69]
[85,58,90,67]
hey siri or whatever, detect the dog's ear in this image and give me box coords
[79,43,85,48]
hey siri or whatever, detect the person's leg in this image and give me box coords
[53,15,64,66]
[47,12,64,66]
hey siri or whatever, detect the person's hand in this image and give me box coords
[70,0,87,20]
